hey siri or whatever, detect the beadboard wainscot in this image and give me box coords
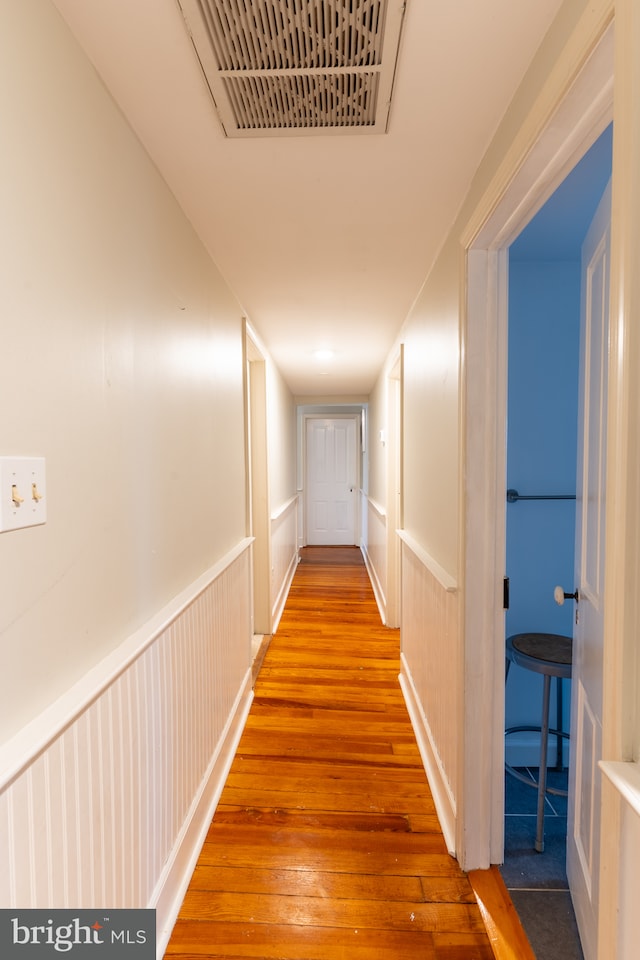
[0,538,255,959]
[600,761,640,960]
[362,496,388,623]
[397,530,459,855]
[270,495,299,632]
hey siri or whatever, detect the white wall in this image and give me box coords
[388,0,601,866]
[263,352,297,629]
[0,1,247,740]
[365,367,400,624]
[266,363,296,512]
[367,377,386,509]
[402,248,461,579]
[390,236,463,848]
[0,2,306,941]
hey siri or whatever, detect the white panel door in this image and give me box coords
[306,417,357,545]
[567,180,611,960]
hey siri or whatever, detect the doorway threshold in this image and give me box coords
[501,767,584,959]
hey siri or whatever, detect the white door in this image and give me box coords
[566,180,611,960]
[306,417,357,545]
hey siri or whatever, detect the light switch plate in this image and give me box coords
[0,457,47,532]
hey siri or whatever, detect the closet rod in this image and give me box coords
[506,489,576,503]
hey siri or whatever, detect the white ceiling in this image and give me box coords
[51,0,565,397]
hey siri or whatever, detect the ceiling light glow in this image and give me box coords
[313,349,334,361]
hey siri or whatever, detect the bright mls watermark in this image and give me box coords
[0,910,155,958]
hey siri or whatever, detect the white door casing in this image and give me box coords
[459,15,613,872]
[305,417,358,545]
[386,348,404,627]
[246,327,272,635]
[567,180,611,960]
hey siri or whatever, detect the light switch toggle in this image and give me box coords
[1,457,47,532]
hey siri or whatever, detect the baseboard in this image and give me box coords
[399,654,456,856]
[271,549,299,633]
[505,732,570,769]
[154,670,254,957]
[361,542,387,624]
[252,634,272,685]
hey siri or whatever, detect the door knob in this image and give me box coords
[554,585,579,606]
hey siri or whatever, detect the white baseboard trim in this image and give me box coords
[399,654,456,856]
[154,670,254,957]
[271,548,299,633]
[361,542,387,625]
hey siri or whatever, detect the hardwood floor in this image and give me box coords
[165,546,532,959]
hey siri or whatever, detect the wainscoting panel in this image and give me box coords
[398,534,459,854]
[271,496,299,632]
[600,762,640,960]
[362,497,387,622]
[0,539,254,958]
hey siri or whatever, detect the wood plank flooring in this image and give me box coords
[165,546,529,959]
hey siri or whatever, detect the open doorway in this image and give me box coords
[500,125,612,958]
[461,22,614,881]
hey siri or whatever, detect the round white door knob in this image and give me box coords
[555,585,579,605]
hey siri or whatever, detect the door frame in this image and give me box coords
[385,347,404,628]
[458,12,614,873]
[302,413,361,546]
[245,323,272,635]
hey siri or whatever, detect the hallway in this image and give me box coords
[165,547,526,958]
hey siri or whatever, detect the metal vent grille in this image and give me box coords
[177,0,407,137]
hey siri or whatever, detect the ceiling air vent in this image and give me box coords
[176,0,407,137]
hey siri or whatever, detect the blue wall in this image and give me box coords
[505,261,579,756]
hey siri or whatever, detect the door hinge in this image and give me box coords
[503,577,510,610]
